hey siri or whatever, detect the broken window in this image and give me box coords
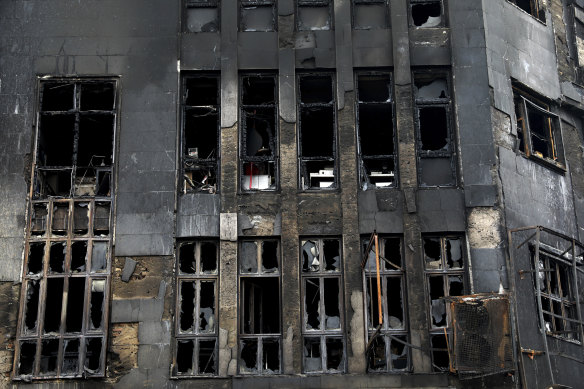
[185,0,220,32]
[301,238,345,373]
[297,0,332,31]
[356,72,396,189]
[531,248,582,341]
[34,80,116,199]
[410,0,445,27]
[361,234,410,372]
[513,85,565,169]
[413,70,456,187]
[173,240,219,376]
[423,235,465,372]
[240,74,278,191]
[240,0,276,32]
[182,75,220,193]
[298,74,337,190]
[15,79,115,380]
[352,0,389,29]
[239,239,281,374]
[506,0,545,23]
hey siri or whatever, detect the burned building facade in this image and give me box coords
[1,0,584,388]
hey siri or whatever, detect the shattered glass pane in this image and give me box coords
[261,240,279,272]
[303,337,322,372]
[324,278,340,330]
[423,238,441,269]
[415,78,448,99]
[368,336,386,371]
[39,339,59,374]
[90,279,105,330]
[180,281,196,332]
[84,337,102,374]
[429,276,446,327]
[240,338,258,372]
[390,336,408,370]
[448,276,464,296]
[325,337,344,371]
[198,339,216,374]
[199,281,215,333]
[412,2,442,27]
[323,240,340,271]
[302,240,319,272]
[71,241,87,273]
[179,242,196,274]
[201,241,218,273]
[305,278,321,330]
[262,338,280,373]
[240,241,258,273]
[62,339,80,374]
[177,339,194,374]
[445,237,462,268]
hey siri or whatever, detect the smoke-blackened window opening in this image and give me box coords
[353,0,390,30]
[506,0,546,23]
[240,0,277,32]
[71,242,87,272]
[297,0,332,31]
[410,0,444,28]
[357,72,396,189]
[303,336,345,373]
[240,239,280,274]
[31,204,48,236]
[514,87,565,170]
[182,75,220,194]
[185,0,220,32]
[240,75,278,191]
[430,334,451,371]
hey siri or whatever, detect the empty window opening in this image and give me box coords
[18,341,37,375]
[514,86,564,168]
[71,242,87,272]
[62,339,80,374]
[241,278,280,334]
[431,334,450,371]
[186,0,220,32]
[240,1,276,31]
[362,234,410,372]
[65,277,86,333]
[49,242,66,273]
[353,0,389,29]
[90,280,105,330]
[40,339,59,375]
[24,280,40,332]
[357,73,396,189]
[302,237,344,373]
[85,337,102,374]
[183,75,220,193]
[414,71,455,187]
[411,1,443,27]
[298,74,337,190]
[240,75,278,191]
[27,243,44,275]
[44,278,64,333]
[174,240,219,377]
[507,0,545,22]
[297,0,331,30]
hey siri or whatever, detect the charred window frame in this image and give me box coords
[15,79,116,380]
[298,73,338,190]
[173,240,219,376]
[409,0,446,28]
[413,70,456,187]
[181,74,220,194]
[506,0,546,23]
[297,0,333,31]
[185,0,220,33]
[238,239,282,374]
[531,247,583,342]
[352,0,390,30]
[356,72,397,189]
[423,235,465,372]
[513,85,565,170]
[361,235,410,372]
[301,238,345,373]
[240,0,277,32]
[240,74,279,191]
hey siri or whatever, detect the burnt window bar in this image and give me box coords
[413,70,456,187]
[410,0,445,28]
[182,75,220,194]
[301,238,345,373]
[352,0,390,30]
[238,239,282,374]
[356,72,396,189]
[240,74,279,191]
[297,0,332,31]
[423,235,464,372]
[185,0,220,33]
[298,74,337,190]
[361,234,410,372]
[240,0,277,32]
[173,240,219,376]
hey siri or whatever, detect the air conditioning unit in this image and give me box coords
[450,294,514,378]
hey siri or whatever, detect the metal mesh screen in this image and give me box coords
[452,295,513,379]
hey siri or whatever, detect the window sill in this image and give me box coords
[527,154,566,174]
